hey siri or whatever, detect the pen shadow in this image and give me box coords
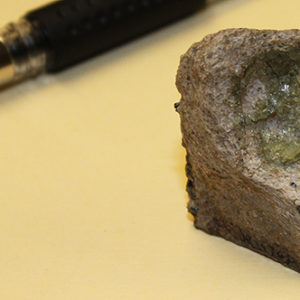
[0,0,252,106]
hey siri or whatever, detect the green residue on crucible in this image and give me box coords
[249,52,300,165]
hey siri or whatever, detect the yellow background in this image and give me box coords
[0,0,299,299]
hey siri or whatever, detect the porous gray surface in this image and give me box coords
[176,28,300,273]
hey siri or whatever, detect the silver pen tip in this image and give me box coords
[0,41,14,86]
[0,19,46,88]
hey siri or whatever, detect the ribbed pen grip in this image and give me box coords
[25,0,206,72]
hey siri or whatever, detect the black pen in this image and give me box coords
[0,0,206,87]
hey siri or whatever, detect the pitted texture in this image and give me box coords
[176,28,300,273]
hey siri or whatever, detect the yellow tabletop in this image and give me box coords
[0,0,299,299]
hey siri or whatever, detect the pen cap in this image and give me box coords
[25,0,206,72]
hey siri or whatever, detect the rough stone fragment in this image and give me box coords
[176,28,300,273]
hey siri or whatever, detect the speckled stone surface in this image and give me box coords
[176,28,300,273]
